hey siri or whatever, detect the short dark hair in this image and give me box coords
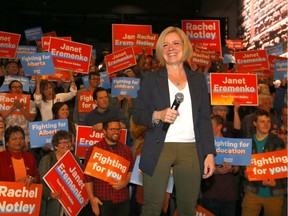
[253,109,271,122]
[211,114,224,126]
[8,80,23,90]
[89,71,100,79]
[5,126,25,144]
[52,102,67,119]
[103,119,120,130]
[51,130,72,148]
[93,87,107,100]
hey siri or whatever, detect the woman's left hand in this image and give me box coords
[202,154,215,179]
[18,175,34,187]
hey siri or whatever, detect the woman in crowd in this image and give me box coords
[201,115,239,216]
[34,71,77,121]
[0,126,39,185]
[38,130,82,216]
[52,102,76,139]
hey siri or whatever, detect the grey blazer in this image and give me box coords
[132,67,216,176]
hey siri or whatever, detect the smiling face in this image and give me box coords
[104,121,121,145]
[162,32,183,66]
[54,138,71,156]
[253,115,271,135]
[9,81,23,94]
[6,131,25,152]
[57,104,69,119]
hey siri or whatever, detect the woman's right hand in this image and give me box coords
[157,108,179,124]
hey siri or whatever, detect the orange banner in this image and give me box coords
[75,126,127,158]
[112,24,152,55]
[182,20,222,56]
[246,150,288,181]
[0,182,42,216]
[234,50,269,72]
[84,147,130,183]
[42,36,71,51]
[0,93,31,115]
[225,39,244,50]
[210,73,258,105]
[77,91,96,112]
[0,31,21,59]
[105,46,137,74]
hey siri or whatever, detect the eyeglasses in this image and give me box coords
[58,141,71,145]
[107,128,121,132]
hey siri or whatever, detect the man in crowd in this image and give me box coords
[84,119,134,216]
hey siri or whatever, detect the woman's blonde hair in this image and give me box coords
[156,26,192,65]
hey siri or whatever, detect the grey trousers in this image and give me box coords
[141,142,201,216]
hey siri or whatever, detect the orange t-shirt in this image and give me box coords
[12,157,27,181]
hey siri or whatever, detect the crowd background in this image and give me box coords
[0,30,287,215]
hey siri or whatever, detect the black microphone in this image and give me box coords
[162,92,184,131]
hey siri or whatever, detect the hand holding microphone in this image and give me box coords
[162,93,184,131]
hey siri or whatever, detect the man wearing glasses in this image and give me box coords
[84,119,134,216]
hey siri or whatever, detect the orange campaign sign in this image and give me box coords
[105,46,137,74]
[134,33,158,49]
[35,31,57,49]
[75,126,127,158]
[43,151,88,216]
[0,181,42,216]
[246,150,288,181]
[77,91,96,113]
[182,20,222,56]
[42,36,71,51]
[84,147,131,183]
[193,47,219,61]
[0,93,31,115]
[189,49,211,67]
[112,24,153,55]
[210,73,258,106]
[234,50,269,72]
[196,205,215,216]
[225,39,244,50]
[0,31,21,59]
[268,55,287,71]
[48,37,92,73]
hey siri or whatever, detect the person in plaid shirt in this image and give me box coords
[84,119,134,216]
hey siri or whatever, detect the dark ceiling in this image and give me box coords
[1,0,229,53]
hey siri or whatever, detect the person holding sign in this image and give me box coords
[38,130,82,216]
[73,71,101,125]
[0,126,39,185]
[83,119,134,216]
[34,70,77,121]
[132,26,216,216]
[201,115,239,216]
[241,109,286,216]
[0,80,37,148]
